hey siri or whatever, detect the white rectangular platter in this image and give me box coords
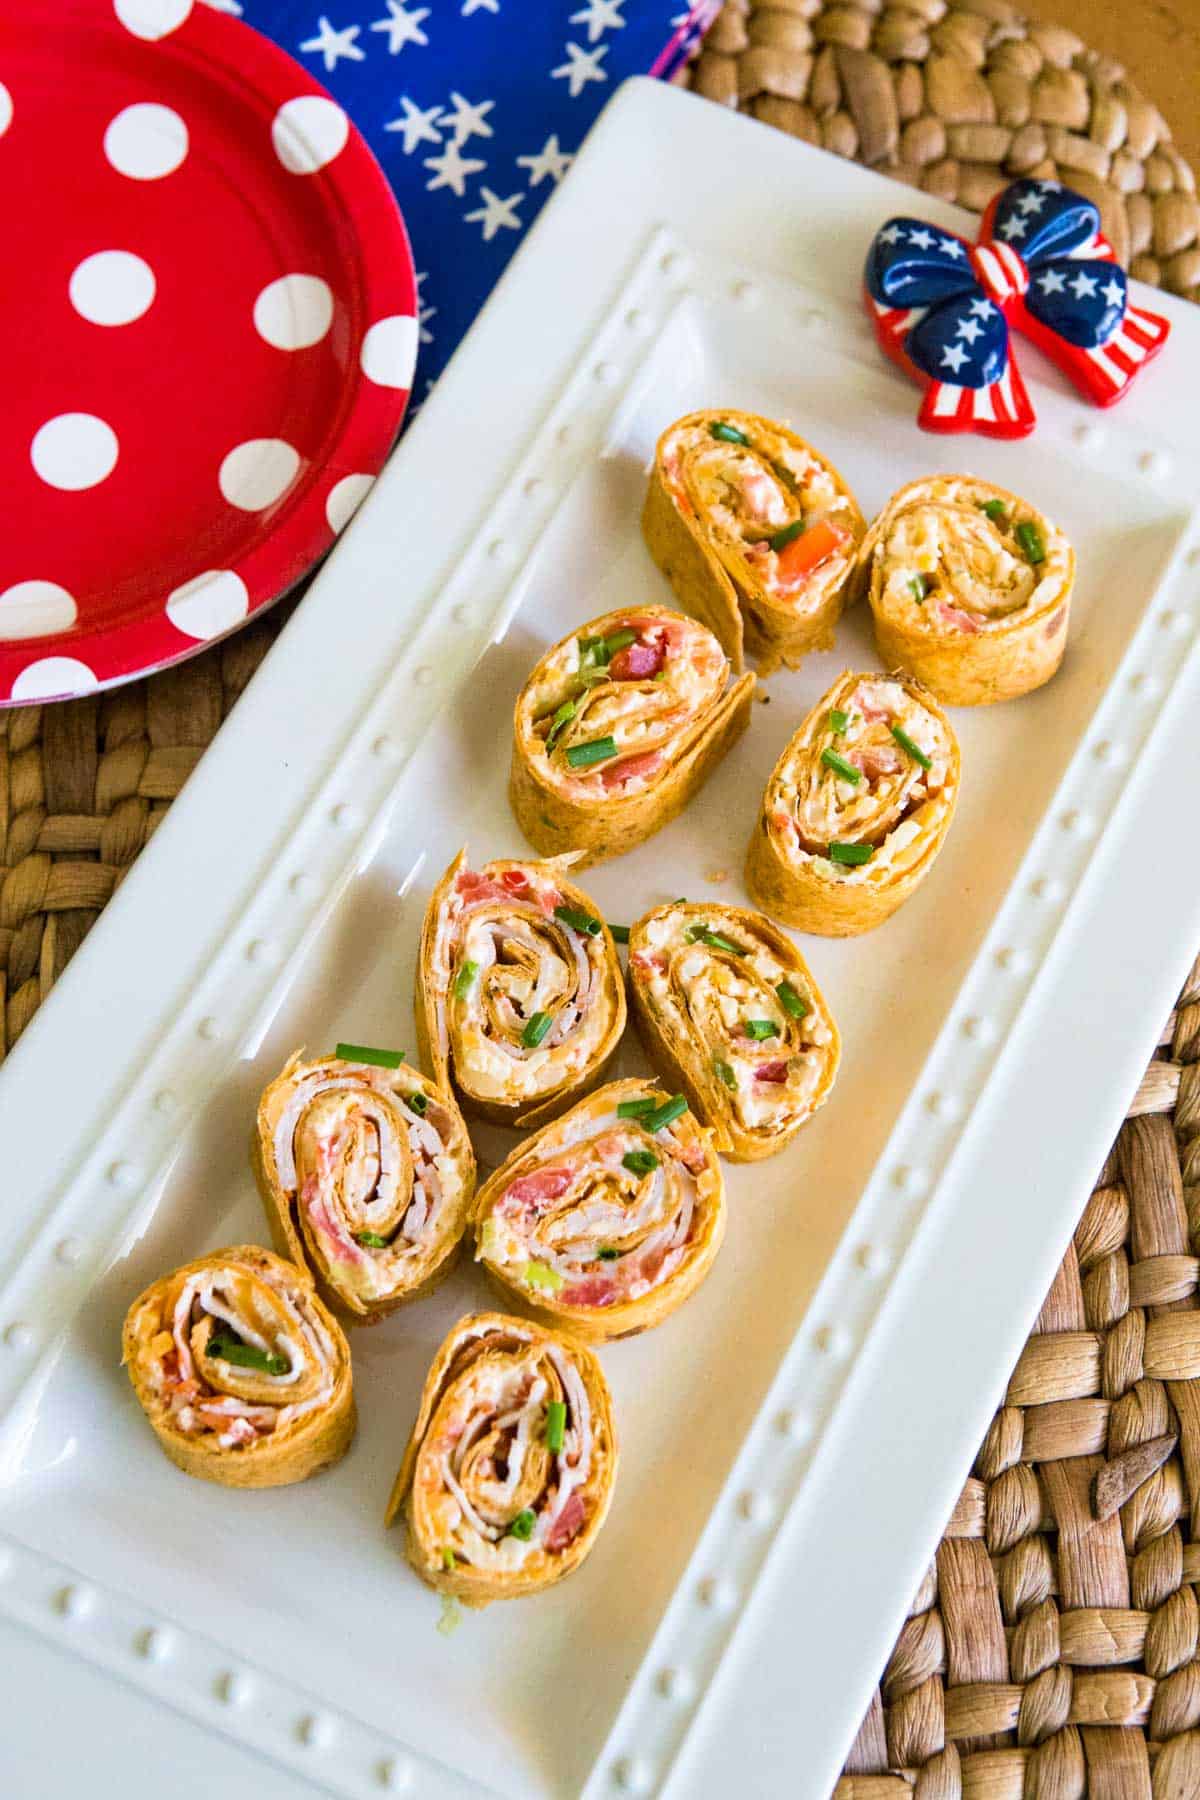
[4,78,1200,1800]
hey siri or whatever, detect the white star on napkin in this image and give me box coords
[384,96,444,154]
[443,91,495,144]
[370,1,430,55]
[517,135,573,187]
[299,16,364,71]
[569,0,625,41]
[424,140,486,197]
[552,41,608,98]
[464,187,524,240]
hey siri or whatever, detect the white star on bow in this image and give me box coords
[1102,276,1125,308]
[906,228,934,250]
[969,299,995,318]
[462,0,499,11]
[299,15,364,70]
[443,91,495,144]
[940,341,970,375]
[517,134,573,187]
[876,223,903,246]
[415,272,436,345]
[465,187,524,241]
[939,237,965,258]
[1070,270,1099,299]
[1036,268,1067,295]
[370,0,429,54]
[955,317,983,344]
[1039,179,1063,191]
[999,214,1028,240]
[384,96,444,154]
[1017,191,1046,216]
[424,140,486,197]
[569,0,625,40]
[552,41,608,98]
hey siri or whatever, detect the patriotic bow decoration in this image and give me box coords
[864,178,1170,438]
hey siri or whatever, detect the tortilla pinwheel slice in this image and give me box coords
[473,1078,725,1340]
[851,475,1075,705]
[416,850,626,1130]
[385,1311,617,1607]
[745,669,960,936]
[628,902,840,1161]
[254,1049,476,1325]
[122,1245,355,1489]
[642,409,866,675]
[509,604,755,866]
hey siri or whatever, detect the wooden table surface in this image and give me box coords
[1039,0,1200,178]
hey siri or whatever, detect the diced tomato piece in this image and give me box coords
[501,868,529,894]
[558,1278,616,1310]
[601,750,664,789]
[504,1167,572,1211]
[754,1060,790,1084]
[545,1492,587,1550]
[775,518,852,588]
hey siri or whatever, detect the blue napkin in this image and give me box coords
[215,0,713,395]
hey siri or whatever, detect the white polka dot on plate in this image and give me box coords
[271,97,349,175]
[360,316,418,390]
[325,474,374,534]
[253,274,334,351]
[0,581,78,641]
[0,82,12,138]
[104,103,188,181]
[11,657,98,702]
[165,570,250,640]
[113,0,192,38]
[218,439,301,511]
[69,251,156,327]
[31,414,119,492]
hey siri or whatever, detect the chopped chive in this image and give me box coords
[685,924,747,955]
[828,708,849,735]
[609,923,630,944]
[545,1400,567,1454]
[597,1246,619,1260]
[829,841,873,866]
[453,959,479,1000]
[509,1509,536,1541]
[605,628,637,655]
[623,1150,659,1177]
[768,518,805,553]
[821,748,862,785]
[714,1058,737,1090]
[908,574,928,603]
[335,1042,403,1068]
[545,699,577,753]
[578,633,608,668]
[979,498,1007,522]
[890,723,932,771]
[744,1019,779,1041]
[709,420,750,446]
[617,1096,657,1118]
[356,1231,390,1249]
[643,1093,688,1133]
[406,1091,429,1117]
[776,980,809,1020]
[441,1547,456,1571]
[566,736,618,768]
[524,1261,564,1294]
[522,1010,553,1049]
[770,458,797,492]
[1016,521,1045,564]
[207,1336,288,1377]
[554,903,601,936]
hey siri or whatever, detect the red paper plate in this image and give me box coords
[1,0,417,704]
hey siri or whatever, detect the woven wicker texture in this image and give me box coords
[836,952,1200,1794]
[684,0,1200,302]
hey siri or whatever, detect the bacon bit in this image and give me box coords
[856,745,903,781]
[609,638,664,681]
[755,1060,790,1084]
[671,1136,707,1174]
[936,600,981,635]
[456,869,511,905]
[852,686,890,723]
[424,1100,455,1140]
[631,949,667,979]
[308,1195,367,1263]
[501,868,530,894]
[1043,606,1066,640]
[601,750,665,790]
[559,1277,616,1309]
[739,468,777,521]
[536,885,561,916]
[545,1491,587,1551]
[504,1167,572,1213]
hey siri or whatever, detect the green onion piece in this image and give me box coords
[545,699,577,753]
[609,923,630,944]
[597,1246,619,1260]
[623,1150,659,1176]
[522,1010,553,1049]
[453,959,479,1000]
[821,747,862,785]
[406,1091,429,1117]
[979,498,1007,522]
[509,1509,536,1541]
[1016,520,1045,564]
[545,1401,566,1454]
[685,924,747,955]
[713,1059,736,1090]
[355,1231,390,1249]
[768,518,805,553]
[604,628,637,655]
[334,1042,403,1068]
[554,903,601,936]
[890,723,932,771]
[908,574,928,603]
[441,1547,456,1571]
[829,841,873,866]
[617,1096,657,1118]
[744,1019,779,1041]
[207,1337,288,1377]
[565,736,618,769]
[578,633,608,668]
[524,1261,564,1294]
[643,1093,688,1133]
[709,420,750,446]
[828,708,849,735]
[776,980,809,1021]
